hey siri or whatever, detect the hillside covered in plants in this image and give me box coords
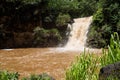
[0,0,120,49]
[0,0,98,48]
[87,0,120,48]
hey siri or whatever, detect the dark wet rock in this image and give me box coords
[99,62,120,80]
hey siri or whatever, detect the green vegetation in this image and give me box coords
[1,0,119,48]
[33,26,61,46]
[1,0,98,24]
[101,33,120,66]
[0,71,54,80]
[1,0,120,79]
[66,32,120,80]
[0,0,99,48]
[46,0,98,20]
[66,51,99,80]
[56,13,71,27]
[87,0,120,48]
[0,70,19,80]
[22,73,54,80]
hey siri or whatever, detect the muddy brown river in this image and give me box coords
[0,48,80,80]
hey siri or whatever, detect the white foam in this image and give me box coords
[57,16,92,52]
[2,49,14,51]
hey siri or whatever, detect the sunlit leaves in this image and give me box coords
[48,0,79,12]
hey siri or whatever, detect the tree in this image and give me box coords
[87,0,120,48]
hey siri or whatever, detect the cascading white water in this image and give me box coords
[64,16,92,51]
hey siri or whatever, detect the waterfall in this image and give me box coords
[64,16,92,51]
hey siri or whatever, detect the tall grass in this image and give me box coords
[66,50,99,80]
[66,32,120,80]
[101,32,120,66]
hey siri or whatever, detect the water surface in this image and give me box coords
[0,48,79,80]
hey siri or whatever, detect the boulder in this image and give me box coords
[99,62,120,80]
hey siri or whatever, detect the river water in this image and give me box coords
[0,48,80,80]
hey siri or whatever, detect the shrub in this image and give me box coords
[33,26,62,46]
[0,71,55,80]
[56,13,71,27]
[22,73,55,80]
[0,70,19,80]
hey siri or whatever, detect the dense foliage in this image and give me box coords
[2,0,120,48]
[87,0,120,48]
[0,70,19,80]
[0,0,98,25]
[47,0,98,18]
[33,26,61,47]
[0,0,99,48]
[22,73,55,80]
